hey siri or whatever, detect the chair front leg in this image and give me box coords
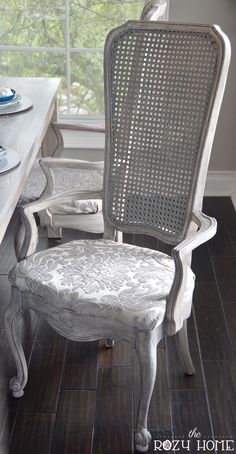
[4,287,28,398]
[135,328,161,452]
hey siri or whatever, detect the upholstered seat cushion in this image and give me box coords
[50,199,103,215]
[9,240,195,330]
[20,159,103,215]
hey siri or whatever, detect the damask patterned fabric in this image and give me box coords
[9,240,195,330]
[20,160,46,203]
[50,199,103,215]
[20,160,104,215]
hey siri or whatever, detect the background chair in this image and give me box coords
[5,20,230,452]
[19,0,168,239]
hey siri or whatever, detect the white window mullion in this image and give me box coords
[65,0,71,114]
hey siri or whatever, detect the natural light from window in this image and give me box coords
[0,0,144,118]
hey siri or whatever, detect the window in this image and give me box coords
[0,0,144,118]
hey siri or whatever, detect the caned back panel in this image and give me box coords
[104,22,224,244]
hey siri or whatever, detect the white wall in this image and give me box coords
[169,0,236,171]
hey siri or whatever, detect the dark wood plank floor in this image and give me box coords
[0,197,236,453]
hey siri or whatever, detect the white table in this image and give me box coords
[0,77,60,244]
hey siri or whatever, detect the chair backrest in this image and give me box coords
[141,0,168,21]
[103,22,230,245]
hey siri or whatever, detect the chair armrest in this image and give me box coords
[39,158,104,197]
[17,190,103,261]
[40,157,104,170]
[172,211,217,259]
[166,211,217,335]
[53,121,105,133]
[48,122,105,158]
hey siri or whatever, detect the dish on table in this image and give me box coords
[0,87,15,102]
[0,88,21,110]
[0,145,7,161]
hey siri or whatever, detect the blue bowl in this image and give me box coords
[0,89,15,103]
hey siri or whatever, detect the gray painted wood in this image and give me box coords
[4,21,231,453]
[0,77,60,245]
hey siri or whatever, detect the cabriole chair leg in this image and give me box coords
[4,288,28,398]
[135,329,160,452]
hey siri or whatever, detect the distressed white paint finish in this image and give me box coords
[0,77,60,244]
[4,21,230,453]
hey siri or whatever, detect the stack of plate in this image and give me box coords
[0,145,7,160]
[0,144,21,174]
[0,87,21,110]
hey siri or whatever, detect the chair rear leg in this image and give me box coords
[135,329,160,452]
[4,288,28,398]
[175,319,195,375]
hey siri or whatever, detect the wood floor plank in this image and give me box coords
[61,341,98,390]
[207,219,235,257]
[99,340,132,368]
[134,348,171,430]
[0,375,8,448]
[10,412,55,454]
[62,228,102,243]
[51,390,96,454]
[170,389,213,453]
[223,302,236,355]
[203,197,236,244]
[203,360,236,440]
[167,313,204,389]
[93,367,133,454]
[18,324,67,412]
[194,283,233,360]
[203,196,232,217]
[132,233,158,250]
[123,232,134,245]
[158,241,173,256]
[212,256,236,301]
[192,244,215,282]
[0,212,18,275]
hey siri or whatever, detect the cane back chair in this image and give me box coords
[19,0,168,239]
[5,21,230,452]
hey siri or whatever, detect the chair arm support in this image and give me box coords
[39,158,104,197]
[18,190,103,261]
[166,212,217,336]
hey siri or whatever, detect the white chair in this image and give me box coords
[5,21,230,452]
[19,0,168,239]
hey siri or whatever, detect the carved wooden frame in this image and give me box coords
[5,21,230,453]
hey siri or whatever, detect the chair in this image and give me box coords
[5,21,230,452]
[141,0,168,20]
[19,0,168,239]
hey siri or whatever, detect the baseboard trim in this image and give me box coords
[205,171,236,210]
